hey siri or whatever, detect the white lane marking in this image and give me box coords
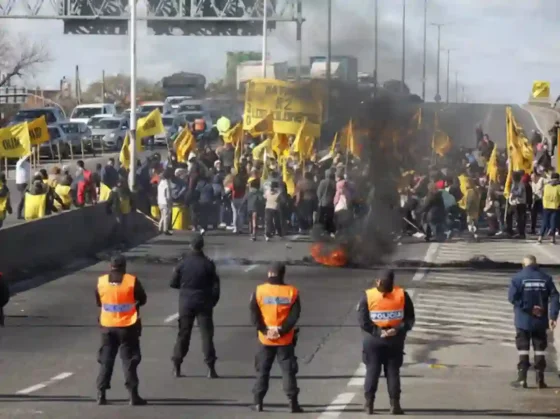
[16,372,74,395]
[409,243,440,299]
[532,245,560,370]
[316,244,437,417]
[164,312,179,323]
[244,264,258,272]
[317,392,356,418]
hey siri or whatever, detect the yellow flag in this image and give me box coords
[26,116,50,146]
[281,157,295,196]
[532,81,550,99]
[329,132,338,156]
[292,118,315,161]
[504,162,513,199]
[0,122,31,158]
[486,145,499,183]
[252,138,271,161]
[119,133,131,170]
[248,112,274,136]
[223,123,243,145]
[272,133,290,158]
[137,109,165,151]
[344,120,359,157]
[432,130,452,157]
[175,129,195,163]
[234,135,244,173]
[457,174,469,210]
[99,183,112,202]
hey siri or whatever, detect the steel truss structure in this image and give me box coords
[0,0,299,35]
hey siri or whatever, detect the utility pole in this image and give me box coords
[462,86,466,103]
[446,49,450,103]
[401,0,406,93]
[373,0,379,95]
[296,0,303,82]
[455,71,458,103]
[430,23,444,102]
[101,70,105,102]
[422,0,427,101]
[128,0,138,191]
[262,0,268,77]
[326,0,332,120]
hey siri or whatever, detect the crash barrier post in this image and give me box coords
[172,204,190,230]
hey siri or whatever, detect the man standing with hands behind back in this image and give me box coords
[357,269,415,415]
[508,255,559,389]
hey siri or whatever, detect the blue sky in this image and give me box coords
[1,0,558,103]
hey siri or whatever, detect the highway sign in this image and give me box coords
[0,87,28,105]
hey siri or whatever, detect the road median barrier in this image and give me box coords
[0,205,158,283]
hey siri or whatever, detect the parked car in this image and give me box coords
[39,125,71,159]
[155,115,176,146]
[58,122,92,153]
[90,117,129,150]
[70,103,117,124]
[11,107,67,125]
[86,114,114,129]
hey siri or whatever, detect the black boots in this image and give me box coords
[536,371,548,389]
[129,388,147,406]
[96,390,107,406]
[364,398,374,415]
[172,363,181,378]
[513,369,528,388]
[250,398,264,412]
[207,364,219,379]
[390,399,404,415]
[289,396,303,413]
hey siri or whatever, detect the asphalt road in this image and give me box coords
[429,103,538,148]
[1,232,560,418]
[1,148,168,228]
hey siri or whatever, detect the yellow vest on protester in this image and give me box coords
[0,194,8,221]
[24,193,47,220]
[54,184,72,210]
[543,183,560,209]
[119,196,131,215]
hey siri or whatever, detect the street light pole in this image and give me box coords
[455,71,458,103]
[326,0,332,120]
[422,0,427,101]
[128,0,137,191]
[431,23,444,102]
[262,0,268,77]
[401,0,406,93]
[374,0,379,94]
[446,49,450,103]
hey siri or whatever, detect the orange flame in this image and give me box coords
[310,242,348,267]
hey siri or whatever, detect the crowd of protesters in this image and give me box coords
[398,121,560,243]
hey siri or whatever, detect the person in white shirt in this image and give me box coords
[157,168,173,235]
[15,155,30,219]
[531,172,545,235]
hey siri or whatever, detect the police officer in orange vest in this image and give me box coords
[357,269,415,415]
[249,262,303,413]
[95,254,148,406]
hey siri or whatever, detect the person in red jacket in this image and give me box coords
[75,160,97,206]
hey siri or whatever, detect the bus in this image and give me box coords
[161,72,206,99]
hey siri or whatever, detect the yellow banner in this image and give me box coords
[532,81,550,99]
[0,122,32,158]
[27,116,50,146]
[243,78,322,137]
[137,109,165,151]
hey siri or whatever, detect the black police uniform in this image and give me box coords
[95,256,147,406]
[170,234,220,377]
[508,263,560,388]
[357,281,415,415]
[248,263,302,413]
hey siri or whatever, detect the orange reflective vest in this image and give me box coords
[97,273,138,328]
[366,286,405,328]
[255,283,298,346]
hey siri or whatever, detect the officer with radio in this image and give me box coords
[357,269,415,415]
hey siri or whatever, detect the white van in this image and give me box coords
[70,103,117,124]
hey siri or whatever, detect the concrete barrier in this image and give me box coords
[0,205,159,281]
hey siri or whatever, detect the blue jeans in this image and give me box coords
[540,208,558,236]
